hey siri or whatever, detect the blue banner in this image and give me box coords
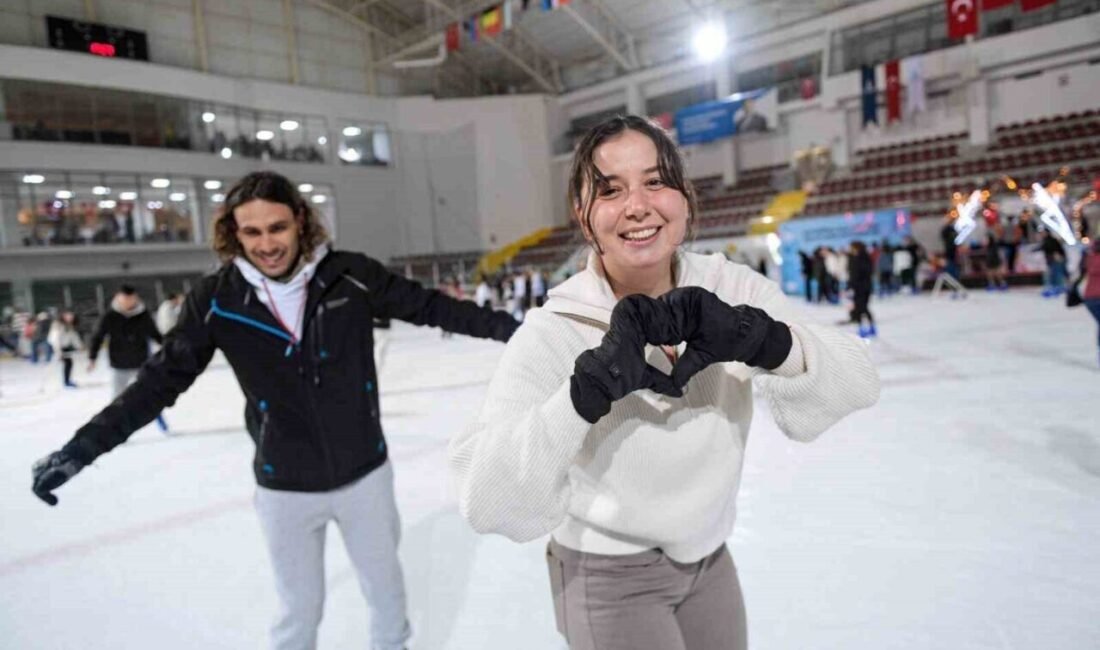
[674,88,769,146]
[777,209,912,296]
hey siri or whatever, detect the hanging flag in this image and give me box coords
[885,60,901,124]
[946,0,978,40]
[445,22,460,51]
[1020,0,1056,10]
[480,5,504,36]
[463,17,478,42]
[503,0,513,29]
[981,0,1014,9]
[905,55,927,117]
[861,65,878,128]
[542,0,570,10]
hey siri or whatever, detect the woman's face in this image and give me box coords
[581,129,689,277]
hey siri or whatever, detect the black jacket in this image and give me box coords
[848,252,874,294]
[88,305,163,369]
[64,251,518,492]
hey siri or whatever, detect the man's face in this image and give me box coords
[234,199,302,279]
[116,293,138,312]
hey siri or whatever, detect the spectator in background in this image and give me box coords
[88,285,169,433]
[940,216,960,281]
[1040,230,1067,297]
[1079,235,1100,367]
[48,311,83,388]
[156,293,185,335]
[1002,216,1023,273]
[512,271,528,320]
[877,240,895,297]
[984,233,1008,291]
[848,241,876,338]
[30,312,53,364]
[475,278,493,309]
[531,269,547,308]
[900,236,923,294]
[799,250,814,303]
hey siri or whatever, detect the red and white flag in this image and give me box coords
[1020,0,1056,11]
[946,0,978,40]
[885,60,901,124]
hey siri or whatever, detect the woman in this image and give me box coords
[450,116,880,650]
[984,232,1008,291]
[1081,236,1100,367]
[47,311,82,388]
[848,240,876,338]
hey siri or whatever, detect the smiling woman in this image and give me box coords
[451,114,882,650]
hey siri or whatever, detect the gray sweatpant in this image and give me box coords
[547,540,747,650]
[254,461,410,650]
[111,367,140,397]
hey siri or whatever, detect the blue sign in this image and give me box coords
[777,209,912,296]
[674,88,769,145]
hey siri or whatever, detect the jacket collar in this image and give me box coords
[543,250,727,326]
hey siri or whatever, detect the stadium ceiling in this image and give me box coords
[307,0,874,97]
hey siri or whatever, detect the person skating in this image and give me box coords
[32,171,518,650]
[450,116,879,650]
[88,285,169,432]
[48,310,83,388]
[848,240,876,338]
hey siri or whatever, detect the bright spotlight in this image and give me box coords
[204,180,222,190]
[256,130,275,141]
[220,147,233,159]
[280,120,300,131]
[169,192,187,201]
[310,194,327,204]
[150,178,171,188]
[98,199,117,209]
[202,111,216,123]
[22,174,45,184]
[210,193,225,203]
[93,185,110,195]
[55,190,73,199]
[298,183,314,193]
[119,191,137,200]
[692,22,727,63]
[342,126,362,137]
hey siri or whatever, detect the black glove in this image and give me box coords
[570,295,682,424]
[661,287,793,391]
[32,450,86,506]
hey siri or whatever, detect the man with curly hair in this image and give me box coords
[32,171,518,650]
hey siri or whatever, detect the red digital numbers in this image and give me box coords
[89,42,116,57]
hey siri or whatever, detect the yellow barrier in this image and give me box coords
[474,227,555,280]
[748,190,807,235]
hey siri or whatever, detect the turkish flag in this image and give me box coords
[445,22,460,51]
[885,60,901,123]
[946,0,978,39]
[981,0,1013,9]
[1020,0,1056,11]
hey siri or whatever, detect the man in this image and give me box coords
[32,171,517,650]
[87,285,168,432]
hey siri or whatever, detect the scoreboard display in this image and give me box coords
[46,15,149,61]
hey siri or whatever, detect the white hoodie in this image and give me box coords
[233,244,330,341]
[450,251,880,562]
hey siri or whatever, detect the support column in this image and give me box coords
[282,0,301,85]
[192,0,210,73]
[967,77,990,148]
[626,82,644,116]
[715,56,738,187]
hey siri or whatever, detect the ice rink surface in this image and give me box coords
[2,287,1099,649]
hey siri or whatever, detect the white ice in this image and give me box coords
[2,288,1098,649]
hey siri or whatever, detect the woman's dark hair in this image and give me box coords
[567,115,697,254]
[211,171,328,263]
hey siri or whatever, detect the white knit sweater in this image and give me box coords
[449,251,880,563]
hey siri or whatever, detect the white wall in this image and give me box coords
[0,0,379,94]
[989,60,1100,129]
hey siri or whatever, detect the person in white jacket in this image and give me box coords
[450,115,880,650]
[47,310,83,388]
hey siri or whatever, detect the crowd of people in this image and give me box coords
[473,268,548,321]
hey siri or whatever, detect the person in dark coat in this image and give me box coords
[848,240,876,337]
[32,171,517,650]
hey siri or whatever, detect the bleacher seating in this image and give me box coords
[799,112,1100,221]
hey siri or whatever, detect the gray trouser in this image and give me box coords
[547,540,747,650]
[111,367,140,397]
[254,461,410,650]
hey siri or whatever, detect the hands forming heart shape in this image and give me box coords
[569,288,793,424]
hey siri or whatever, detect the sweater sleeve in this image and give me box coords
[721,264,881,443]
[448,311,591,542]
